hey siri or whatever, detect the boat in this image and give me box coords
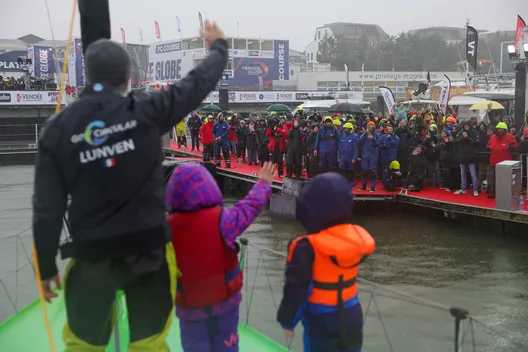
[0,235,288,351]
[0,292,286,351]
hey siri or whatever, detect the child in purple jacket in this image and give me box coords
[166,162,276,352]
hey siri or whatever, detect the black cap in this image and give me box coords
[84,39,131,87]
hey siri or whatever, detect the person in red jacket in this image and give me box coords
[199,116,215,162]
[266,119,288,177]
[227,116,237,156]
[487,122,518,199]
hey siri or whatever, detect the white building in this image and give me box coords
[304,23,389,67]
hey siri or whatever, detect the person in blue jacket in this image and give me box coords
[379,125,400,186]
[358,121,380,192]
[338,122,359,183]
[314,116,340,173]
[213,113,231,168]
[277,172,375,352]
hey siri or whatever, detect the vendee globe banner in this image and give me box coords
[30,46,57,80]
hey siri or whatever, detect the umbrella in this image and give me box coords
[202,104,222,113]
[328,103,363,114]
[266,104,291,112]
[469,100,505,110]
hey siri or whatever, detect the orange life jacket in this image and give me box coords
[288,224,375,308]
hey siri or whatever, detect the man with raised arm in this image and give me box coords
[32,1,228,350]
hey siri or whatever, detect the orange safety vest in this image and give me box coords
[288,224,375,307]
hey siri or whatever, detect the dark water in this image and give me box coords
[1,166,527,351]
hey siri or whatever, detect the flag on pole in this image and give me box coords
[198,12,204,31]
[379,86,396,113]
[426,70,431,85]
[361,63,365,95]
[155,21,161,40]
[120,28,126,43]
[438,75,452,114]
[344,64,349,89]
[515,15,526,52]
[138,28,143,43]
[175,16,181,33]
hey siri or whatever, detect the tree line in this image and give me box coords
[317,31,516,73]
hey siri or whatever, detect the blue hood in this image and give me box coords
[296,172,353,234]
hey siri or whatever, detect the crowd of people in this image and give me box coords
[175,104,527,199]
[0,76,25,90]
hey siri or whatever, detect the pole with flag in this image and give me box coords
[138,28,143,43]
[344,64,349,90]
[198,12,204,32]
[120,28,126,43]
[426,70,431,86]
[361,63,365,97]
[515,15,526,52]
[175,16,182,42]
[438,75,452,114]
[155,21,161,41]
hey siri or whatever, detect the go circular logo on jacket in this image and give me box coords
[70,119,138,145]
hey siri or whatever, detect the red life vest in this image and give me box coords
[168,206,242,309]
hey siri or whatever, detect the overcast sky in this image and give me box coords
[1,0,526,50]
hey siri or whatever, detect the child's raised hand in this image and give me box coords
[259,162,278,184]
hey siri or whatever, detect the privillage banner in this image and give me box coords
[466,26,478,72]
[438,75,451,114]
[379,86,396,112]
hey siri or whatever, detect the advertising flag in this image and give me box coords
[344,63,349,89]
[198,12,204,31]
[175,16,181,33]
[361,63,364,94]
[379,86,396,113]
[155,21,161,40]
[138,28,143,43]
[466,26,479,72]
[515,15,526,52]
[120,28,126,43]
[438,75,452,114]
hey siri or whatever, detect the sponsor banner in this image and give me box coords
[228,40,290,87]
[0,50,28,72]
[31,46,56,79]
[247,50,259,57]
[202,91,330,104]
[260,51,274,58]
[229,49,247,57]
[148,39,194,81]
[0,91,62,105]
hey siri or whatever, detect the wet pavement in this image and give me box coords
[1,165,527,351]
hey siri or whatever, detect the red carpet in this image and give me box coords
[168,143,498,209]
[401,187,497,209]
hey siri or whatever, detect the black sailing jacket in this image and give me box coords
[33,39,228,279]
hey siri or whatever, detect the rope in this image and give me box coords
[31,1,78,351]
[245,241,528,349]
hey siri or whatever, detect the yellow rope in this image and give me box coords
[32,1,77,351]
[55,0,78,114]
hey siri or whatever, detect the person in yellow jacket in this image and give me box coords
[176,117,187,149]
[277,172,375,352]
